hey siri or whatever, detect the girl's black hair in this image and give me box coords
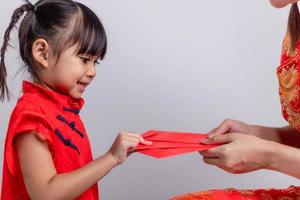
[0,0,107,101]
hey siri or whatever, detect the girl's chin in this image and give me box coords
[68,88,84,99]
[70,92,83,99]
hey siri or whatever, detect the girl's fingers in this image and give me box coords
[120,136,147,152]
[119,131,152,146]
[121,132,139,137]
[125,138,139,148]
[125,137,152,152]
[127,146,136,153]
[119,133,139,143]
[139,136,152,145]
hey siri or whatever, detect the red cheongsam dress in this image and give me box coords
[1,81,99,199]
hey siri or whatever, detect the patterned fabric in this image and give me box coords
[171,34,300,200]
[277,36,300,131]
[171,186,300,200]
[1,81,98,200]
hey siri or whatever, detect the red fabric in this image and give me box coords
[136,130,219,158]
[171,186,300,200]
[1,81,98,200]
[277,37,300,131]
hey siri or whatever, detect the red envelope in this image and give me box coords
[136,130,219,158]
[142,130,208,143]
[136,141,208,150]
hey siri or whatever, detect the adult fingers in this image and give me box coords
[208,119,235,137]
[202,133,234,145]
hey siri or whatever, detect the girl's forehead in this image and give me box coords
[60,45,99,60]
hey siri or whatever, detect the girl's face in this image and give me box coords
[45,44,98,99]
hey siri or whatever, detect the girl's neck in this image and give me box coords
[32,77,53,92]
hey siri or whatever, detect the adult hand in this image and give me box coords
[200,132,274,174]
[208,119,261,138]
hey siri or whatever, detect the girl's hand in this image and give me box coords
[207,119,260,138]
[200,133,274,174]
[107,131,152,165]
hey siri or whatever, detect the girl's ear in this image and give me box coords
[32,38,50,68]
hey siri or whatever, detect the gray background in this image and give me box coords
[1,0,300,199]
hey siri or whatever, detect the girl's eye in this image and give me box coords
[80,57,90,64]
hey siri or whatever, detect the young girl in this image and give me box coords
[0,0,151,199]
[172,0,300,199]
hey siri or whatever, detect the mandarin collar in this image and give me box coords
[22,81,84,110]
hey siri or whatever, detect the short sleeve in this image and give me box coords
[5,109,54,176]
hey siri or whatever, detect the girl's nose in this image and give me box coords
[86,65,96,78]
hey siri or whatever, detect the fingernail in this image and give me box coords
[201,138,210,144]
[207,132,215,138]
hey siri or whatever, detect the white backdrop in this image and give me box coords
[1,0,300,199]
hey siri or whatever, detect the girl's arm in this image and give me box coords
[269,0,299,8]
[15,131,150,200]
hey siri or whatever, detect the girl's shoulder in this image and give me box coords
[8,91,52,130]
[13,93,43,114]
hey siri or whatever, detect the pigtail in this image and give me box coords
[0,1,34,101]
[288,3,300,53]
